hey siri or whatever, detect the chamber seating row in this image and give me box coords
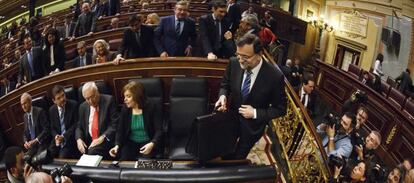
[31,77,210,160]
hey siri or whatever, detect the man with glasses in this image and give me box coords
[154,1,197,57]
[73,41,92,68]
[113,14,154,64]
[215,34,287,159]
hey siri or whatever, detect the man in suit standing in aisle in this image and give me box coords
[102,0,120,16]
[49,85,79,158]
[297,77,317,118]
[215,34,287,159]
[17,36,44,88]
[71,3,96,39]
[113,14,155,63]
[226,0,241,33]
[154,1,197,57]
[75,82,119,158]
[73,41,92,68]
[199,1,235,60]
[20,93,50,156]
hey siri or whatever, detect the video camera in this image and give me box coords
[50,163,73,183]
[328,155,346,168]
[325,113,340,128]
[353,131,365,147]
[352,90,368,104]
[369,163,387,182]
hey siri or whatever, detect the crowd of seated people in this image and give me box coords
[0,0,280,99]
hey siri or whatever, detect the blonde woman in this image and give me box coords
[92,39,116,64]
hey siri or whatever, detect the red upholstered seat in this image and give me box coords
[109,39,122,52]
[388,87,407,110]
[347,64,361,79]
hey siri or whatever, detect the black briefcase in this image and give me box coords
[185,112,239,163]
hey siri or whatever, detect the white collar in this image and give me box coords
[249,57,263,75]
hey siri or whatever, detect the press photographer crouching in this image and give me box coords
[349,131,381,164]
[330,160,368,183]
[3,146,73,183]
[317,112,356,159]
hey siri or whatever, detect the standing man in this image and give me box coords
[71,3,96,39]
[114,14,154,63]
[73,41,92,68]
[17,36,44,88]
[395,69,413,93]
[20,93,50,155]
[102,0,120,17]
[215,34,287,159]
[75,82,119,158]
[49,85,79,158]
[154,1,197,57]
[199,1,235,60]
[225,0,241,33]
[291,58,303,89]
[298,78,316,117]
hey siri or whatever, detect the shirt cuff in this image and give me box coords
[253,109,257,119]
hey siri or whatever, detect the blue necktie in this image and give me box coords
[28,114,35,140]
[59,107,66,135]
[241,70,252,99]
[27,51,35,76]
[80,56,85,66]
[176,20,181,36]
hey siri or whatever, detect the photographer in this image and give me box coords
[342,90,368,114]
[331,160,367,183]
[349,131,381,164]
[317,112,355,158]
[4,146,34,183]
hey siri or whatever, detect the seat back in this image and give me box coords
[32,96,50,111]
[64,86,78,102]
[78,81,112,103]
[403,99,414,119]
[386,76,397,88]
[381,80,391,97]
[347,64,361,79]
[109,38,122,52]
[388,88,406,110]
[168,77,208,159]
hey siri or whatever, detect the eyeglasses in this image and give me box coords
[235,53,256,61]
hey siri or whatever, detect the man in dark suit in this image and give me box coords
[226,0,241,33]
[20,93,50,155]
[17,37,44,88]
[396,69,413,93]
[49,85,79,158]
[291,58,303,89]
[102,0,120,16]
[215,34,287,159]
[114,14,154,63]
[297,78,317,117]
[56,16,75,40]
[73,41,92,68]
[154,1,197,57]
[75,82,119,158]
[199,1,235,60]
[71,3,96,39]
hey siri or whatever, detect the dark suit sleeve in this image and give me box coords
[37,109,51,144]
[256,69,287,121]
[148,103,162,145]
[199,17,212,55]
[57,42,66,71]
[49,107,58,139]
[91,13,97,33]
[75,103,85,141]
[73,19,80,37]
[153,18,165,54]
[63,101,79,141]
[115,0,120,14]
[115,107,126,147]
[103,96,119,140]
[189,20,197,48]
[73,57,79,68]
[118,30,129,56]
[23,114,28,142]
[218,59,233,97]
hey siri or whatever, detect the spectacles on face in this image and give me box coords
[235,52,255,61]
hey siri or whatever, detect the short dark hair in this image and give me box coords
[344,112,356,129]
[406,69,410,74]
[129,14,142,25]
[236,34,263,54]
[376,53,384,62]
[122,81,147,108]
[302,77,314,85]
[212,1,226,9]
[51,85,65,99]
[4,146,23,171]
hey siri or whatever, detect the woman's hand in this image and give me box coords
[140,142,154,155]
[109,145,120,157]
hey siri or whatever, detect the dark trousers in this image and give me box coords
[119,140,151,161]
[87,139,112,159]
[49,141,80,159]
[234,122,264,159]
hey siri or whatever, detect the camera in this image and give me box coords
[328,155,346,168]
[352,90,368,104]
[24,149,52,167]
[50,163,73,183]
[369,163,387,182]
[325,113,340,128]
[353,132,365,147]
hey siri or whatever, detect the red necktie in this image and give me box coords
[92,107,99,140]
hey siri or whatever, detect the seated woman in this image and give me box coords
[109,81,162,160]
[92,39,116,64]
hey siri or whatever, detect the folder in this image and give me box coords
[186,112,239,163]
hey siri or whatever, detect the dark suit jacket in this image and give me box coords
[56,23,75,39]
[23,106,50,144]
[295,86,317,117]
[225,3,241,33]
[75,94,119,145]
[92,51,116,64]
[199,14,235,58]
[118,26,154,59]
[154,15,197,56]
[42,40,66,73]
[49,100,78,146]
[219,57,287,136]
[102,0,120,16]
[115,103,162,148]
[73,12,96,37]
[73,52,93,68]
[18,47,44,83]
[396,71,413,93]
